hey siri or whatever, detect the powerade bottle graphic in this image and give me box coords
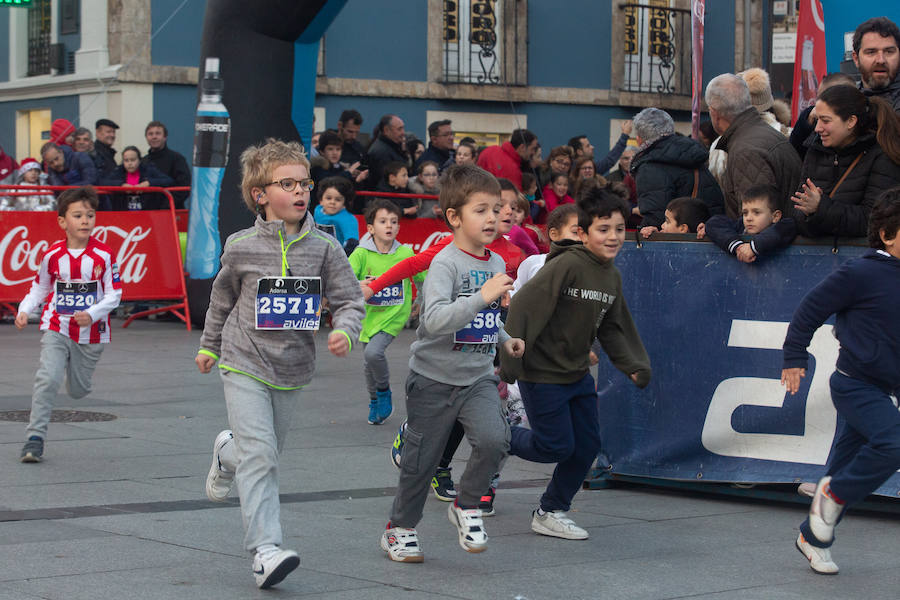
[186,57,230,279]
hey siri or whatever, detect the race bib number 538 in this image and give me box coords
[255,277,321,330]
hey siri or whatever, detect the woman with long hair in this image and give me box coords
[793,85,900,238]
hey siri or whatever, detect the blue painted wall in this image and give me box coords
[0,9,9,83]
[703,1,735,84]
[528,0,611,89]
[0,96,79,159]
[151,0,205,67]
[151,84,197,159]
[324,0,426,81]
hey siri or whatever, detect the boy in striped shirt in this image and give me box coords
[15,186,122,462]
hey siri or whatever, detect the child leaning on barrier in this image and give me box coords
[0,158,55,211]
[195,139,364,590]
[15,185,122,463]
[348,198,424,425]
[699,184,796,262]
[658,196,709,234]
[781,189,900,576]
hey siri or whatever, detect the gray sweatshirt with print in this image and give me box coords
[409,243,510,386]
[200,214,364,388]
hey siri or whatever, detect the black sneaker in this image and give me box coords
[431,467,457,501]
[478,487,496,516]
[20,437,44,463]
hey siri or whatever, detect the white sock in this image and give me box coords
[256,543,278,556]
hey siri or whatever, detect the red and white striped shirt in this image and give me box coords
[18,238,123,343]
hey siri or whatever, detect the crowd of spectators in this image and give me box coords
[1,117,191,211]
[3,16,900,256]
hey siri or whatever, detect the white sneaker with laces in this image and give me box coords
[381,526,424,562]
[447,503,488,553]
[796,533,839,574]
[205,430,234,502]
[531,509,589,540]
[809,476,843,544]
[252,547,300,589]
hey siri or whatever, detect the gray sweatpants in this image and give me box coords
[26,330,104,440]
[219,370,300,553]
[389,371,510,528]
[363,331,395,398]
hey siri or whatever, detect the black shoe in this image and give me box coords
[478,487,496,516]
[20,437,44,463]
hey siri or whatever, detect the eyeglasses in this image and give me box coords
[552,158,571,168]
[266,178,315,192]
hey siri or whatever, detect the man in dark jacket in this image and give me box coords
[853,17,900,113]
[91,118,119,177]
[41,143,97,188]
[143,120,191,208]
[365,114,407,192]
[706,73,802,219]
[630,108,723,233]
[415,119,454,172]
[337,109,366,166]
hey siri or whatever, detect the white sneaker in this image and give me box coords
[809,476,843,544]
[205,430,234,502]
[531,510,589,540]
[252,547,300,589]
[797,482,816,497]
[447,503,488,553]
[381,526,424,562]
[796,533,839,574]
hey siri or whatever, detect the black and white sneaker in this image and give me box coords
[20,437,44,463]
[252,547,300,589]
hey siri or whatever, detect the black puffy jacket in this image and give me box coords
[631,134,724,228]
[796,132,900,238]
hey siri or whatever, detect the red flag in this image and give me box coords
[791,0,827,124]
[691,0,705,140]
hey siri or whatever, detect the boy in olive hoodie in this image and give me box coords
[500,187,651,540]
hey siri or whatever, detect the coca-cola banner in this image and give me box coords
[791,0,827,123]
[1,211,185,302]
[352,215,451,253]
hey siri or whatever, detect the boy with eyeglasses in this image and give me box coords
[195,139,364,589]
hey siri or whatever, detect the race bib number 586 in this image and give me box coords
[255,277,321,330]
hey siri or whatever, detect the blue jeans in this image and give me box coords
[510,373,601,512]
[800,371,900,547]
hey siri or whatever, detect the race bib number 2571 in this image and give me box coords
[255,277,321,330]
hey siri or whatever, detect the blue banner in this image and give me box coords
[596,238,899,498]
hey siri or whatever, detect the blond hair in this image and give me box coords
[239,138,309,213]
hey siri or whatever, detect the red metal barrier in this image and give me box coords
[0,185,191,330]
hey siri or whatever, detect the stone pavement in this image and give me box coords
[1,319,898,599]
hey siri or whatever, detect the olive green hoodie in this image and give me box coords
[500,240,651,387]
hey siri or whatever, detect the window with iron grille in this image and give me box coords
[621,1,691,95]
[27,0,52,76]
[442,0,524,86]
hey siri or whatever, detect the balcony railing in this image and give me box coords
[442,0,523,86]
[621,2,691,95]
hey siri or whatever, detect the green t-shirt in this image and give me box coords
[348,239,425,342]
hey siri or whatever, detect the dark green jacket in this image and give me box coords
[500,241,651,386]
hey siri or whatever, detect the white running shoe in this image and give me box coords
[205,430,234,502]
[809,476,843,544]
[531,510,589,540]
[447,503,488,553]
[796,533,839,575]
[252,547,300,589]
[381,526,424,562]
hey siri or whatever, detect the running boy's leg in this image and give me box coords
[453,376,510,507]
[539,374,601,512]
[389,372,459,527]
[25,331,71,440]
[222,370,298,552]
[363,332,394,393]
[510,381,578,467]
[65,340,104,399]
[822,373,900,506]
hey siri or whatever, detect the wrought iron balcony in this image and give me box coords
[621,2,691,96]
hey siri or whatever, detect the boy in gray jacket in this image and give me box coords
[381,164,524,563]
[195,139,364,589]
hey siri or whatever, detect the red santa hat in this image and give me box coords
[19,158,42,175]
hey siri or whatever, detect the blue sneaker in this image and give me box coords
[367,398,381,425]
[390,420,407,468]
[20,436,44,463]
[376,388,393,423]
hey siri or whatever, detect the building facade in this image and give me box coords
[0,0,758,169]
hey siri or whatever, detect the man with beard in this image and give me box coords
[853,17,900,112]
